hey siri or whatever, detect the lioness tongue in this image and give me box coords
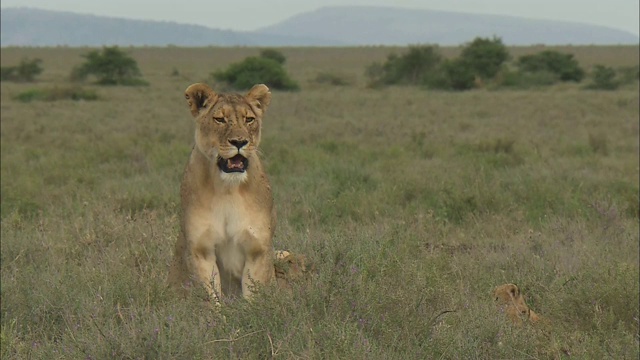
[227,155,244,169]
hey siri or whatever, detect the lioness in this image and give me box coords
[494,283,541,325]
[168,83,275,303]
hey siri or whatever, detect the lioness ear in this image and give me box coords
[509,284,519,297]
[246,84,271,113]
[185,83,217,117]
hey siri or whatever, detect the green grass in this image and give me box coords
[1,45,639,359]
[13,86,98,102]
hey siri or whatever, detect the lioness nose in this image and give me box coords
[229,139,248,149]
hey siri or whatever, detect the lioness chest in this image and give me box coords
[188,190,271,278]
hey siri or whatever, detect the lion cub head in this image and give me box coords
[274,250,316,290]
[184,83,271,184]
[494,283,541,325]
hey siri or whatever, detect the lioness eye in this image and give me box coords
[213,117,226,124]
[246,117,255,124]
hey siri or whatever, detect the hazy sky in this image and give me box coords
[2,0,638,36]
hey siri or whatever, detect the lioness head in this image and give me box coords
[185,83,271,184]
[494,283,541,325]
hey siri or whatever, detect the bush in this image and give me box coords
[517,50,585,82]
[14,86,99,102]
[71,46,147,86]
[585,65,620,90]
[0,58,43,82]
[438,59,476,91]
[365,45,443,87]
[459,37,509,80]
[212,56,299,91]
[259,49,287,65]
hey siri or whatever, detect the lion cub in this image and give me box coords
[168,83,276,303]
[494,283,541,325]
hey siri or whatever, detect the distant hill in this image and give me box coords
[1,6,638,47]
[0,7,338,47]
[259,6,640,46]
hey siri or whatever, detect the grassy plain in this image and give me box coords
[1,45,639,359]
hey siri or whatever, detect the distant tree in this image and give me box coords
[71,46,147,85]
[259,49,287,65]
[212,56,299,91]
[365,45,443,86]
[517,50,585,82]
[0,58,43,82]
[458,37,509,80]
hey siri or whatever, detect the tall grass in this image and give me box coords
[1,45,638,359]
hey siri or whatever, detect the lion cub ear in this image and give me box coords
[185,83,218,117]
[246,84,271,113]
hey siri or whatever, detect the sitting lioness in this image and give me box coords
[494,283,541,325]
[168,83,275,303]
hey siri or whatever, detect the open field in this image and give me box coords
[1,45,639,359]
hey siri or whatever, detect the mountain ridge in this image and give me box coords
[1,6,638,47]
[259,6,640,46]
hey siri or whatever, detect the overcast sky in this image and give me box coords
[2,0,638,36]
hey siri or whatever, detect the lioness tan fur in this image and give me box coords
[274,250,316,289]
[168,83,275,303]
[494,283,541,325]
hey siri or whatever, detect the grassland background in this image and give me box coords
[1,45,639,359]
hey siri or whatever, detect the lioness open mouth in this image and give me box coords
[217,154,248,173]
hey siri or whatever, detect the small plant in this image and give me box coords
[212,56,299,91]
[71,46,147,86]
[588,132,609,155]
[517,50,585,82]
[475,138,516,154]
[313,72,352,86]
[14,86,99,102]
[0,58,43,82]
[585,65,620,90]
[497,69,558,89]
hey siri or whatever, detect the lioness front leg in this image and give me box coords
[242,248,275,298]
[190,247,222,304]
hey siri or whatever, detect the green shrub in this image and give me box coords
[212,56,299,91]
[517,50,585,82]
[459,37,509,80]
[0,58,43,82]
[439,58,476,91]
[585,65,620,90]
[259,49,287,65]
[71,46,147,86]
[365,45,443,87]
[14,86,99,102]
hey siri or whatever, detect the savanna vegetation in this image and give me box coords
[1,44,638,359]
[366,37,639,91]
[0,57,43,82]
